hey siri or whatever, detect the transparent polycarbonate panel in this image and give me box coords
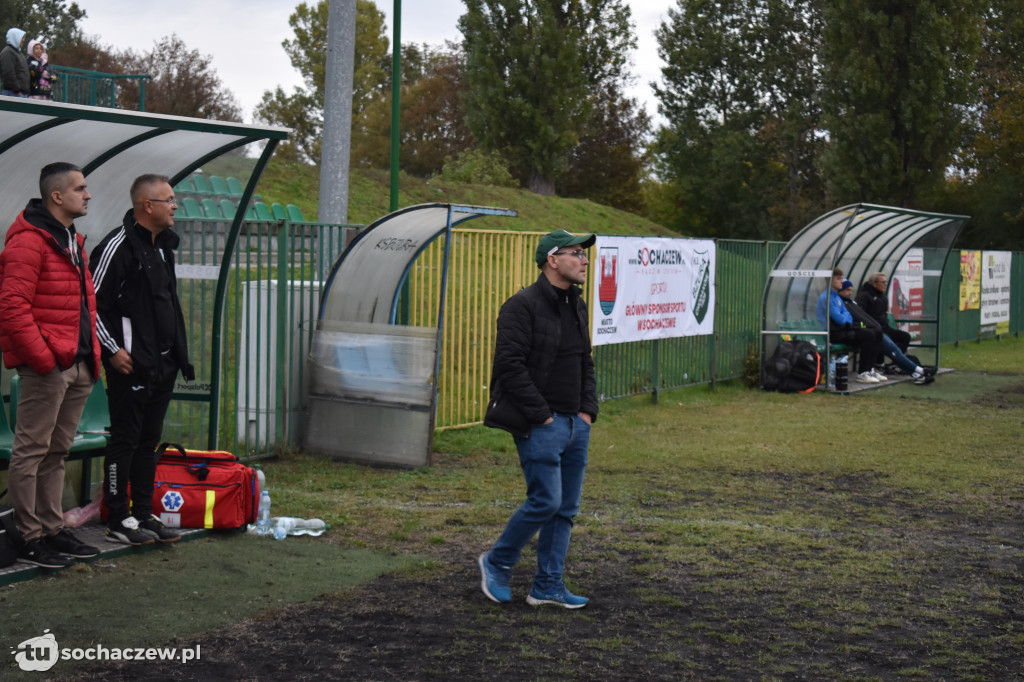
[308,322,437,406]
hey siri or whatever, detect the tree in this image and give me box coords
[652,0,823,239]
[0,0,86,50]
[933,1,1024,249]
[255,0,389,164]
[116,35,241,120]
[559,82,649,212]
[819,0,983,207]
[352,43,477,176]
[459,0,636,195]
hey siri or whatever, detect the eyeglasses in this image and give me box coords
[148,198,178,205]
[553,249,588,260]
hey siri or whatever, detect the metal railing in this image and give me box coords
[51,66,150,110]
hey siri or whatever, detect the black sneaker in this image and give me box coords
[139,516,180,543]
[19,538,72,568]
[912,371,935,385]
[46,529,100,558]
[106,516,156,546]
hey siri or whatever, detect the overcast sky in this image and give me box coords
[77,0,672,125]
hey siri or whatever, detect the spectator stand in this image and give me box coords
[761,204,969,393]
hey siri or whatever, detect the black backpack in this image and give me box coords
[763,340,821,393]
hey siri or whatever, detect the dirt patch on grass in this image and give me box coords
[64,471,1024,681]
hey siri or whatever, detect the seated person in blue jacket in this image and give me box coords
[838,280,934,385]
[815,268,883,384]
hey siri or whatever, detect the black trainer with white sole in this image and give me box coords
[19,538,72,568]
[106,516,156,546]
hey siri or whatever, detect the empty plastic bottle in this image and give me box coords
[256,490,272,535]
[272,517,329,540]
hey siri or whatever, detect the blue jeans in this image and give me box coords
[880,333,917,374]
[489,413,590,592]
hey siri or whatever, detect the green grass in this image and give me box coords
[217,157,675,237]
[3,335,1023,679]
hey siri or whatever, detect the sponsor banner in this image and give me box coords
[981,251,1012,335]
[892,248,924,338]
[591,236,715,346]
[960,250,981,311]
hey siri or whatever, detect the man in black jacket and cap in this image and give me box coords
[477,229,599,609]
[90,174,194,546]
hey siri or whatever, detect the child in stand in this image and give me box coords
[27,39,57,100]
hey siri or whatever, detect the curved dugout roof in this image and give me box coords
[319,203,517,326]
[0,97,288,241]
[763,203,969,331]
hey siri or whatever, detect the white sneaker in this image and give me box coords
[856,371,880,384]
[871,368,888,381]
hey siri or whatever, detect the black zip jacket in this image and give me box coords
[89,209,194,385]
[484,274,598,438]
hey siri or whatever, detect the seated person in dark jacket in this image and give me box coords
[839,280,933,385]
[815,268,883,384]
[856,272,912,362]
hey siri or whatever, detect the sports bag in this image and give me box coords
[763,340,821,393]
[0,504,25,567]
[101,443,260,529]
[151,444,260,529]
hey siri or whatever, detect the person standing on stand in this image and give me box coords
[478,229,599,609]
[0,27,30,97]
[0,162,102,568]
[90,174,194,546]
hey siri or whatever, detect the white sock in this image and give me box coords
[913,366,923,375]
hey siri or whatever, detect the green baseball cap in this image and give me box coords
[535,229,596,267]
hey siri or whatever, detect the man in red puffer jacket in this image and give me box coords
[0,162,103,569]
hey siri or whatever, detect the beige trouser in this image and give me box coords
[8,361,94,541]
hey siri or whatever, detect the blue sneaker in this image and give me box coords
[478,553,511,603]
[526,586,589,609]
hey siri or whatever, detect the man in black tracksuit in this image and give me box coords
[90,174,194,546]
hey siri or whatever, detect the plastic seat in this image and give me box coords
[209,175,229,196]
[174,177,196,195]
[286,204,305,222]
[0,390,15,461]
[220,199,238,219]
[226,176,244,196]
[8,375,107,453]
[253,202,273,221]
[244,205,255,220]
[271,203,287,220]
[77,378,111,438]
[191,174,212,194]
[182,197,204,218]
[202,198,223,219]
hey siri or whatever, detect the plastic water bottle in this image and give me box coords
[254,465,266,492]
[828,356,836,388]
[835,355,849,391]
[256,491,272,535]
[272,517,329,540]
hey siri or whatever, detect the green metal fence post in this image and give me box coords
[275,221,289,445]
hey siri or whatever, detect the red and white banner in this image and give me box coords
[591,236,715,346]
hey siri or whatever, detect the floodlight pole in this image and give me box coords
[390,0,401,212]
[319,0,357,224]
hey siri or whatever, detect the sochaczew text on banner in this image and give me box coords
[590,236,715,346]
